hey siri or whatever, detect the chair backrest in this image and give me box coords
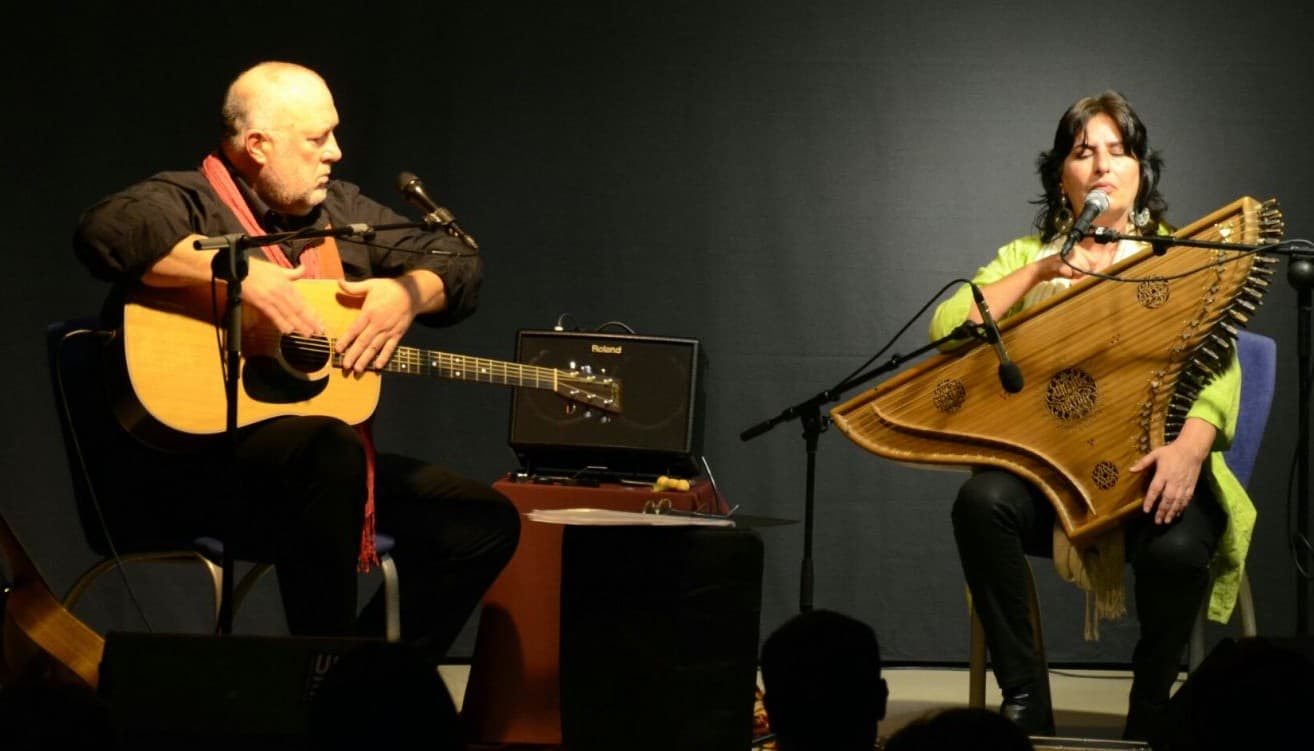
[46,319,176,554]
[47,319,117,554]
[1223,330,1278,488]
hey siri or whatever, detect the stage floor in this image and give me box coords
[441,663,1168,748]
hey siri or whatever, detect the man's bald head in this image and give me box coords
[221,61,332,150]
[216,61,342,215]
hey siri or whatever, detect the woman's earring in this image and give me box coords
[1055,196,1074,235]
[1131,206,1151,230]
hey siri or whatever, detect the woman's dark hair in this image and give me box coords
[1033,90,1167,242]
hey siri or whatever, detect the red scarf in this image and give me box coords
[201,153,379,571]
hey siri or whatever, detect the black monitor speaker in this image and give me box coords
[558,525,764,751]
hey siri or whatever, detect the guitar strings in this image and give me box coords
[231,329,617,405]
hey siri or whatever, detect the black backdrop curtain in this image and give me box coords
[4,0,1310,665]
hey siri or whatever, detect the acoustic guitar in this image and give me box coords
[0,511,103,690]
[112,279,622,446]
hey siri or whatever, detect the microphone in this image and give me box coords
[968,281,1024,393]
[1058,189,1110,259]
[396,171,479,250]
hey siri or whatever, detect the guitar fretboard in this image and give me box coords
[377,346,563,388]
[283,332,618,412]
[316,343,620,414]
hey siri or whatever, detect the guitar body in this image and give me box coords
[117,280,381,444]
[1,513,103,689]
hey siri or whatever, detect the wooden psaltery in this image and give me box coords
[830,196,1282,548]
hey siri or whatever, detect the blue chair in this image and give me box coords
[1185,329,1275,668]
[968,330,1278,704]
[48,319,399,641]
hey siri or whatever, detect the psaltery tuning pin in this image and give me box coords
[1233,298,1259,315]
[1239,286,1266,303]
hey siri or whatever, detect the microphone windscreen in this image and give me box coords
[1000,362,1024,394]
[1085,189,1110,212]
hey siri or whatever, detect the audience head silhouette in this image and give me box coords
[760,608,887,751]
[884,707,1034,751]
[1159,636,1314,751]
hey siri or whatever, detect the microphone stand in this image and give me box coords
[1288,249,1313,634]
[740,324,984,613]
[1094,227,1312,633]
[192,220,428,635]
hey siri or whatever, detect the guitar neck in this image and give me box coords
[323,340,619,413]
[359,346,563,389]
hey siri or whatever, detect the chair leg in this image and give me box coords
[1024,560,1045,664]
[968,559,1046,709]
[1236,572,1256,637]
[229,563,276,625]
[196,556,224,626]
[380,553,401,642]
[210,557,400,638]
[969,603,988,708]
[1188,596,1208,672]
[1188,572,1257,672]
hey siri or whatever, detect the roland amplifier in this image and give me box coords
[508,329,703,479]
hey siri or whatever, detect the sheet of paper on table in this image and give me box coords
[525,508,736,527]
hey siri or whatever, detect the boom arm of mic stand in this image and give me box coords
[1087,228,1267,254]
[741,324,977,443]
[191,221,424,254]
[737,324,977,613]
[738,325,975,443]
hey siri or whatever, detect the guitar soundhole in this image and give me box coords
[1091,460,1119,490]
[1136,280,1170,309]
[1045,368,1097,421]
[932,379,967,414]
[281,334,332,374]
